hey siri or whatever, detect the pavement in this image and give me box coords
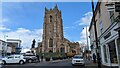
[84,59,118,68]
[85,60,97,66]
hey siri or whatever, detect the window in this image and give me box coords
[49,38,53,47]
[15,56,20,58]
[8,56,14,59]
[99,21,103,34]
[73,56,83,59]
[98,9,101,18]
[103,45,107,63]
[54,24,56,32]
[60,47,65,53]
[108,40,118,63]
[109,11,114,24]
[50,15,52,22]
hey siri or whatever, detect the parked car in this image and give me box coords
[23,54,38,63]
[2,54,26,65]
[72,55,85,66]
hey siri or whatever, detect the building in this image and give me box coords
[37,5,80,54]
[41,5,69,53]
[0,39,12,56]
[7,39,22,54]
[89,1,120,67]
[0,39,7,56]
[69,42,80,55]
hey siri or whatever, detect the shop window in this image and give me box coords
[103,45,107,63]
[108,40,118,63]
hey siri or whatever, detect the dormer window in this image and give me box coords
[50,15,52,22]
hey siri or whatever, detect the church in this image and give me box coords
[36,5,80,54]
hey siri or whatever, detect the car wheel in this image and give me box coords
[28,59,32,63]
[82,63,85,66]
[72,63,74,66]
[19,60,24,65]
[2,60,6,65]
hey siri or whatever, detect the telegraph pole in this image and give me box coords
[91,0,101,68]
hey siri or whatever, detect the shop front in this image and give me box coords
[100,22,119,66]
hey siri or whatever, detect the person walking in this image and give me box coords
[36,55,40,62]
[41,55,43,62]
[93,53,96,63]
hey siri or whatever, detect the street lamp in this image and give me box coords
[83,26,89,51]
[91,0,101,68]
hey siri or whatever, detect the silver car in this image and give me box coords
[72,55,85,66]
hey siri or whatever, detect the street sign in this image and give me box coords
[115,2,120,12]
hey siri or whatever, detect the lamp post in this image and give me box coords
[83,26,89,60]
[3,35,8,57]
[83,26,89,50]
[91,0,101,68]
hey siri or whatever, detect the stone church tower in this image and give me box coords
[42,5,64,53]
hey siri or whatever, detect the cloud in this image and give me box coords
[0,25,10,31]
[0,18,43,47]
[0,18,9,23]
[0,18,11,31]
[21,48,31,53]
[79,26,90,46]
[79,12,92,25]
[74,12,92,26]
[0,28,43,49]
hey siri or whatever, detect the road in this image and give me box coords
[1,59,99,68]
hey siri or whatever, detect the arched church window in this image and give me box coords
[50,15,52,22]
[49,38,53,47]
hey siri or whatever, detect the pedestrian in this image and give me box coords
[93,53,96,63]
[41,55,43,62]
[90,54,92,61]
[36,55,40,62]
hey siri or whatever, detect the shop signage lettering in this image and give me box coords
[104,32,111,40]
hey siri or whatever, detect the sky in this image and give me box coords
[0,2,97,50]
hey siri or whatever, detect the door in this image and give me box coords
[6,56,14,63]
[14,56,20,63]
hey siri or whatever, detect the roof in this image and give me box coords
[7,39,22,42]
[0,39,5,42]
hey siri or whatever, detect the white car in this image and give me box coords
[2,54,26,65]
[72,55,85,66]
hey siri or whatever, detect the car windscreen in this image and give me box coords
[73,56,83,59]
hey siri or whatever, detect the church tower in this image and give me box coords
[42,5,64,53]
